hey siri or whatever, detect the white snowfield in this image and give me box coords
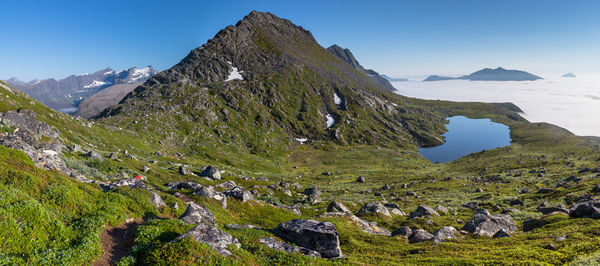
[225,61,244,81]
[84,80,112,88]
[392,73,600,136]
[326,114,335,128]
[334,92,342,105]
[129,67,152,83]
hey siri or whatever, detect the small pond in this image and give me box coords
[418,116,511,163]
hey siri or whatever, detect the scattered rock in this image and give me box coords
[409,205,440,219]
[434,205,449,215]
[179,202,217,226]
[176,223,240,256]
[216,180,238,190]
[433,226,458,242]
[493,229,511,238]
[258,237,321,258]
[165,181,203,190]
[303,187,322,204]
[391,226,412,237]
[544,243,557,250]
[358,202,391,217]
[225,186,254,203]
[143,165,151,173]
[538,206,569,215]
[409,229,433,243]
[200,166,221,180]
[518,187,529,194]
[194,186,227,208]
[327,201,350,213]
[461,209,516,236]
[355,176,365,183]
[592,183,600,193]
[475,188,483,193]
[109,152,119,160]
[86,150,103,160]
[179,165,192,175]
[569,200,600,218]
[150,191,166,208]
[273,219,342,258]
[322,171,332,176]
[384,203,406,215]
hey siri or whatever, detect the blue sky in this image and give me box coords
[1,0,599,81]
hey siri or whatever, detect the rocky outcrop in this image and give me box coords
[258,237,321,258]
[179,202,217,226]
[0,110,91,182]
[461,209,516,237]
[165,181,203,190]
[273,219,342,258]
[151,191,166,208]
[177,223,240,256]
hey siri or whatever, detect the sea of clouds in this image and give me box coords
[392,74,600,136]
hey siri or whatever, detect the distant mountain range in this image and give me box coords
[423,67,543,82]
[5,66,158,112]
[381,74,408,82]
[326,45,397,91]
[562,73,576,78]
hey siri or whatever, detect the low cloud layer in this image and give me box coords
[392,74,600,136]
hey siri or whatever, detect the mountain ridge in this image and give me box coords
[99,11,446,149]
[4,66,158,112]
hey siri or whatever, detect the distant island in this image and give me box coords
[562,72,576,78]
[423,67,543,82]
[381,74,408,82]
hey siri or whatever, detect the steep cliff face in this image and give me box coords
[326,44,397,91]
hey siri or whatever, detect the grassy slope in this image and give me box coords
[3,76,600,265]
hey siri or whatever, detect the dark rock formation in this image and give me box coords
[273,219,342,258]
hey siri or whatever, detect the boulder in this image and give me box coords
[408,229,433,243]
[86,150,103,160]
[225,186,254,203]
[391,226,412,237]
[569,200,600,218]
[176,223,240,256]
[358,202,391,217]
[461,210,517,236]
[165,181,203,191]
[258,237,321,258]
[273,219,342,258]
[384,203,406,215]
[327,201,350,213]
[151,191,166,208]
[200,166,221,180]
[434,205,449,215]
[194,186,227,208]
[433,226,458,242]
[179,202,217,226]
[409,205,439,219]
[179,165,192,175]
[109,152,119,160]
[355,176,365,183]
[493,229,511,238]
[303,187,321,204]
[216,180,237,190]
